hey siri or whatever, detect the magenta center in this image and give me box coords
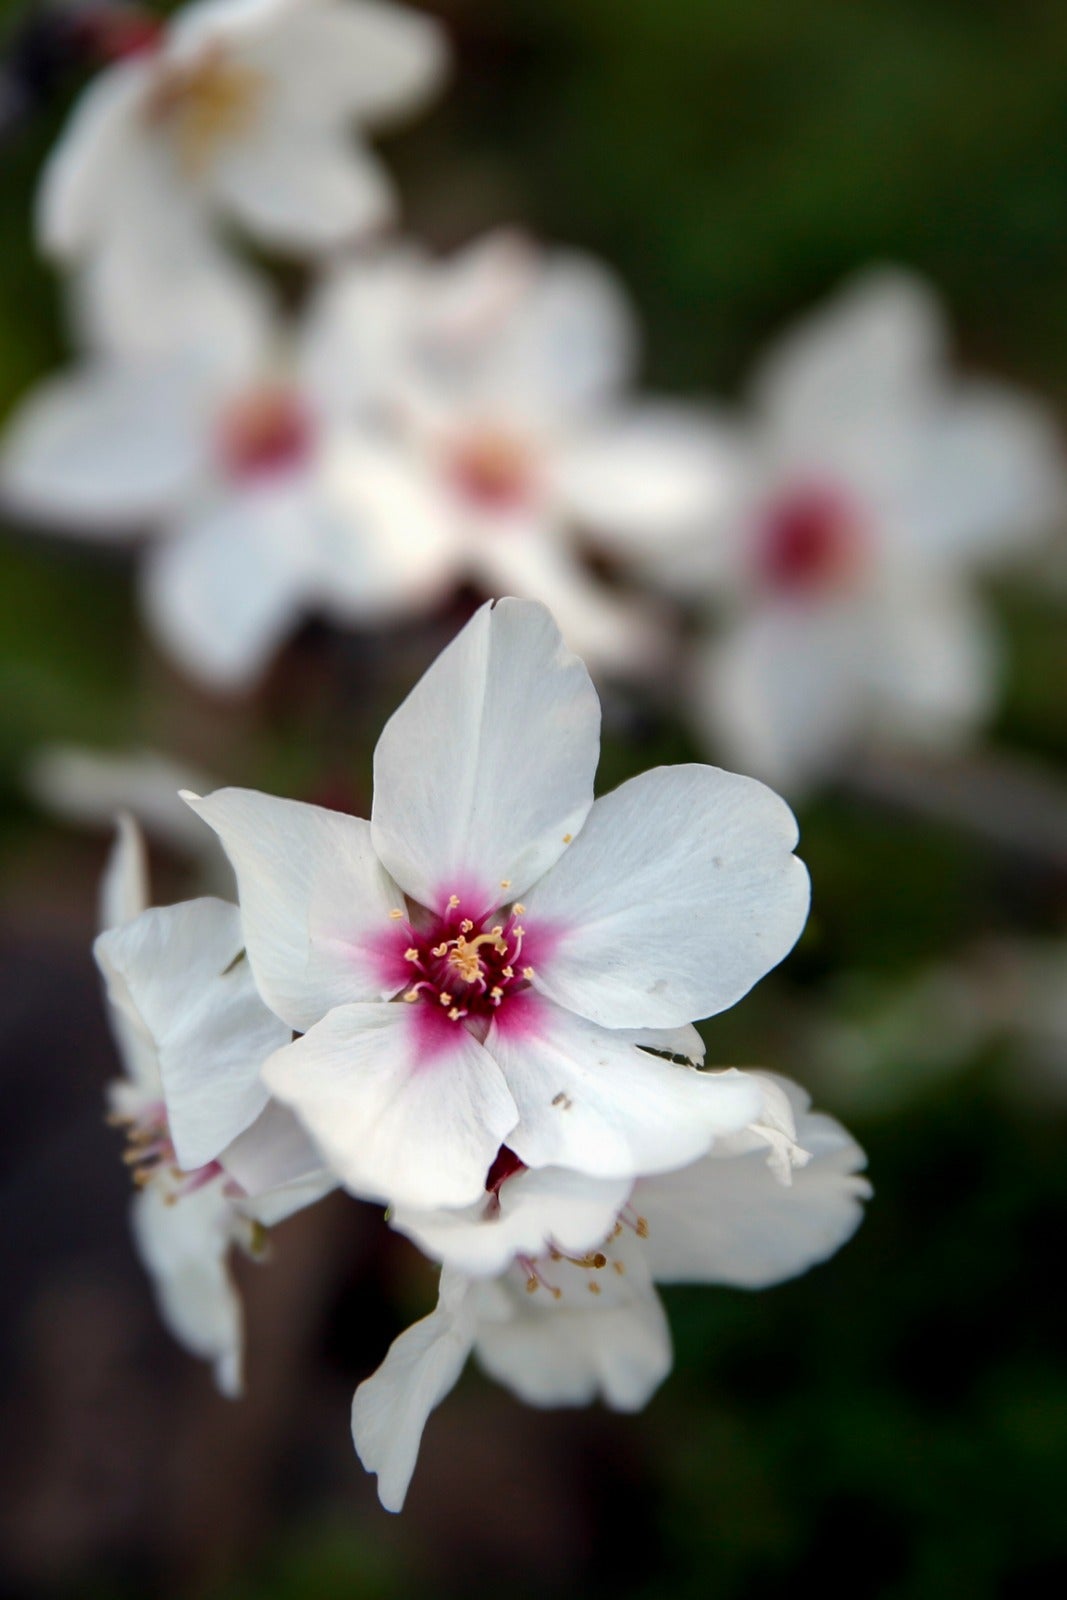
[396,896,535,1027]
[447,429,536,512]
[217,386,315,484]
[757,483,867,595]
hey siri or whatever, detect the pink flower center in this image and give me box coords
[76,5,164,61]
[447,429,536,512]
[757,483,868,595]
[393,895,536,1028]
[112,1100,231,1202]
[217,387,314,484]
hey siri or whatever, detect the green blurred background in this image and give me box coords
[1,3,1065,1596]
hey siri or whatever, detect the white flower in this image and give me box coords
[295,230,738,672]
[95,816,334,1394]
[37,0,448,290]
[353,1074,871,1511]
[0,296,455,688]
[686,270,1066,790]
[182,598,810,1212]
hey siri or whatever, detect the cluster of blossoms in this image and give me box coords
[93,598,870,1510]
[2,0,1062,791]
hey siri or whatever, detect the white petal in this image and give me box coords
[351,1269,477,1514]
[371,598,600,913]
[755,268,946,445]
[0,360,212,534]
[311,431,460,618]
[888,382,1066,567]
[866,581,999,746]
[28,745,220,860]
[94,897,287,1169]
[555,403,746,554]
[142,491,311,690]
[392,1165,632,1278]
[690,601,868,793]
[637,1078,871,1288]
[262,1003,519,1209]
[211,124,394,251]
[255,0,449,127]
[297,247,423,418]
[99,812,150,931]
[35,61,147,258]
[182,787,402,1032]
[474,1274,672,1411]
[523,765,810,1027]
[131,1182,244,1398]
[221,1099,333,1199]
[469,527,667,676]
[488,995,762,1179]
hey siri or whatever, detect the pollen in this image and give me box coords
[439,992,452,1007]
[500,879,511,889]
[562,833,572,844]
[448,895,461,908]
[512,903,525,915]
[389,909,404,920]
[522,965,535,979]
[403,989,419,1002]
[404,948,419,962]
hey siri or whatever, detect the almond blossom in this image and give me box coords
[0,294,454,688]
[95,815,334,1394]
[294,230,738,672]
[684,270,1065,790]
[37,0,448,337]
[182,599,811,1212]
[352,1074,871,1511]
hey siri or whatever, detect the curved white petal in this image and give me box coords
[523,764,810,1028]
[262,1003,519,1209]
[256,0,449,127]
[473,1271,672,1411]
[488,995,762,1179]
[142,491,311,690]
[211,124,394,251]
[555,403,746,555]
[221,1099,334,1200]
[351,1269,477,1514]
[94,897,286,1169]
[867,581,1000,746]
[0,361,212,534]
[690,601,868,793]
[131,1182,244,1398]
[755,268,946,447]
[637,1079,871,1288]
[371,598,600,914]
[99,812,150,932]
[469,528,667,676]
[298,247,422,418]
[182,787,402,1032]
[29,745,220,862]
[35,61,147,258]
[392,1164,632,1278]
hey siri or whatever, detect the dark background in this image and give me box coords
[1,2,1066,1596]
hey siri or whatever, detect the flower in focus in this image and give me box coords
[296,230,739,672]
[352,1073,871,1511]
[37,0,448,329]
[94,815,334,1393]
[0,295,455,688]
[183,599,811,1211]
[684,270,1065,790]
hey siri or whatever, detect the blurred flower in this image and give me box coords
[352,1074,870,1511]
[685,270,1065,791]
[94,815,333,1394]
[298,230,735,671]
[183,600,809,1211]
[0,294,454,688]
[36,0,448,331]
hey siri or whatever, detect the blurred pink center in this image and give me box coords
[398,895,535,1028]
[218,388,314,483]
[448,430,536,512]
[78,5,164,61]
[757,483,867,595]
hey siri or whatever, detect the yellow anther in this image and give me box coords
[512,924,525,938]
[522,966,535,979]
[502,966,514,979]
[431,943,449,958]
[403,989,419,1003]
[448,895,460,908]
[587,1281,601,1295]
[500,879,511,889]
[460,918,474,933]
[448,1007,462,1021]
[525,1277,539,1294]
[404,948,419,962]
[512,903,525,916]
[613,1260,625,1276]
[562,833,572,844]
[389,908,404,920]
[439,992,452,1007]
[592,1252,608,1269]
[490,986,504,1000]
[550,1286,562,1301]
[635,1216,649,1238]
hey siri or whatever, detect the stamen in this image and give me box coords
[448,895,461,909]
[389,909,404,920]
